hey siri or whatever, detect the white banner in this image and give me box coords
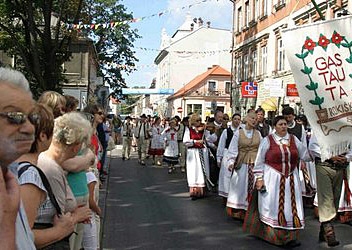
[283,16,352,160]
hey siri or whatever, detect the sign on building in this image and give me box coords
[241,82,258,98]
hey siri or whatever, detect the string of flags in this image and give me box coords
[61,0,221,31]
[102,46,230,69]
[135,47,230,54]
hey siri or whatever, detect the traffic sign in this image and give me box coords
[177,107,183,113]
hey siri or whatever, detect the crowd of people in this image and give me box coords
[118,106,352,248]
[0,67,110,250]
[1,65,352,249]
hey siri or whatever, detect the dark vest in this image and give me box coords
[225,128,234,149]
[256,122,270,137]
[288,123,302,141]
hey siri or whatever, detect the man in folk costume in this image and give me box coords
[134,114,152,165]
[255,108,272,138]
[211,110,226,188]
[226,112,262,219]
[282,107,316,207]
[177,116,189,173]
[217,113,241,204]
[121,116,133,160]
[309,133,352,247]
[183,113,212,200]
[244,116,309,247]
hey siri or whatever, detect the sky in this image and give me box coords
[121,0,233,88]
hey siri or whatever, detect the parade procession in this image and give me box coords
[1,0,352,249]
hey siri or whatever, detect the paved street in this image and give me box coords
[99,146,352,250]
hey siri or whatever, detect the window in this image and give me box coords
[237,7,242,31]
[187,104,203,116]
[236,57,242,81]
[255,0,260,20]
[208,81,216,92]
[245,1,250,27]
[252,50,257,78]
[277,38,285,71]
[243,54,249,80]
[225,81,231,94]
[261,46,267,76]
[262,0,268,16]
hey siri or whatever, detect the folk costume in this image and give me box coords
[308,133,352,246]
[244,132,308,246]
[177,122,187,172]
[337,163,352,223]
[226,128,262,219]
[183,126,211,198]
[134,118,152,165]
[287,120,316,202]
[217,125,240,198]
[121,120,133,160]
[148,124,164,165]
[162,127,179,173]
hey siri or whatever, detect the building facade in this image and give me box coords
[153,15,232,116]
[230,0,351,117]
[167,65,231,120]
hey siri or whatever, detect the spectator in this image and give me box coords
[64,95,79,113]
[37,112,92,248]
[0,67,36,249]
[17,103,75,248]
[38,91,66,118]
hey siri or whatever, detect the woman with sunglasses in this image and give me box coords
[36,112,92,248]
[17,103,76,249]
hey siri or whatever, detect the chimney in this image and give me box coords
[198,17,203,27]
[206,21,211,28]
[190,23,194,31]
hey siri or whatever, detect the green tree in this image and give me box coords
[0,0,140,97]
[82,0,140,91]
[0,0,84,97]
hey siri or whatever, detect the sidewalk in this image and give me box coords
[98,144,121,248]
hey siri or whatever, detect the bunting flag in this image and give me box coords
[283,16,352,161]
[61,0,222,31]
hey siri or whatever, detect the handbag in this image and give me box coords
[18,163,71,250]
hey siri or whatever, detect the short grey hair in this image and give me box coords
[0,67,31,93]
[53,112,92,146]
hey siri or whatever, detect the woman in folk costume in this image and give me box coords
[226,112,262,219]
[183,113,212,200]
[217,113,241,203]
[243,116,309,247]
[162,118,179,173]
[148,117,164,166]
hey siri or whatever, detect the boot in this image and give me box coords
[320,222,339,247]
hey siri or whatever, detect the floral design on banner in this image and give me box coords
[295,30,352,135]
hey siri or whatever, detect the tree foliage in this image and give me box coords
[0,0,140,98]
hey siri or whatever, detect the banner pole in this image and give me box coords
[310,0,325,20]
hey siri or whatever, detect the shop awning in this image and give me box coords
[260,97,278,112]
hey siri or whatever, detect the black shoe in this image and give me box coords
[285,240,301,248]
[122,156,125,161]
[141,161,146,166]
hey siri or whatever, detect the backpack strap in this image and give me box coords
[18,162,62,215]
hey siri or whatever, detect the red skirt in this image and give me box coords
[243,191,299,246]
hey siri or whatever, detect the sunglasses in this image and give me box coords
[96,111,104,116]
[0,112,39,125]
